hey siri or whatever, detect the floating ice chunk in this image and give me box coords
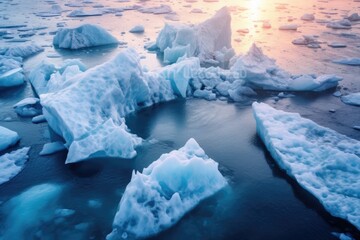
[252,102,360,230]
[13,97,42,117]
[228,81,257,102]
[36,4,62,17]
[138,4,173,14]
[129,25,144,33]
[327,19,352,29]
[155,7,234,64]
[0,43,44,59]
[28,60,56,95]
[40,48,175,163]
[40,141,66,156]
[333,58,360,66]
[230,44,342,91]
[0,58,24,87]
[347,13,360,22]
[0,147,30,185]
[107,138,227,239]
[292,35,317,45]
[0,126,20,151]
[301,13,315,21]
[1,183,63,239]
[67,8,103,17]
[53,24,118,50]
[328,42,347,48]
[66,119,141,163]
[279,24,298,30]
[341,92,360,106]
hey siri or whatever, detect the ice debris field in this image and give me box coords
[0,0,359,239]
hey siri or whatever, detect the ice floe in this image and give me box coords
[0,126,20,151]
[107,138,227,239]
[129,25,144,33]
[230,44,342,91]
[253,102,360,230]
[53,24,118,49]
[0,43,44,59]
[327,19,352,29]
[0,147,30,185]
[38,48,174,163]
[341,93,360,106]
[153,7,234,65]
[13,97,42,117]
[0,55,24,87]
[333,58,360,66]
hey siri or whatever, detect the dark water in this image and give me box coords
[0,96,359,239]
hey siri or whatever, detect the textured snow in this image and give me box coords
[39,48,175,163]
[1,183,63,240]
[53,24,118,49]
[0,147,30,185]
[253,102,360,230]
[0,126,20,151]
[13,97,42,117]
[154,7,234,65]
[341,93,360,106]
[107,138,227,239]
[39,141,66,156]
[230,44,342,91]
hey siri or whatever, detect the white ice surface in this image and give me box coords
[155,7,234,65]
[253,102,360,230]
[39,48,174,163]
[53,24,118,49]
[13,97,42,117]
[0,126,20,151]
[39,141,66,156]
[0,147,30,185]
[107,138,227,239]
[0,55,24,87]
[341,93,360,106]
[230,44,342,91]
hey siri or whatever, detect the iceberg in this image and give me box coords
[327,19,352,29]
[1,183,63,240]
[154,7,234,65]
[0,126,20,151]
[0,147,30,185]
[107,138,227,239]
[67,8,103,17]
[341,93,360,106]
[53,24,119,50]
[13,97,42,117]
[39,48,175,163]
[252,102,360,230]
[230,44,342,91]
[129,25,144,33]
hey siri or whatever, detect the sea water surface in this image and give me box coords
[0,0,360,239]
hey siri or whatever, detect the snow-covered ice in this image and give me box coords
[0,56,24,87]
[0,147,30,185]
[40,141,66,156]
[129,25,144,33]
[252,102,360,230]
[39,48,175,163]
[53,24,119,50]
[154,7,234,65]
[13,97,42,117]
[107,138,227,239]
[341,93,360,106]
[230,44,342,91]
[0,126,20,151]
[0,43,44,59]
